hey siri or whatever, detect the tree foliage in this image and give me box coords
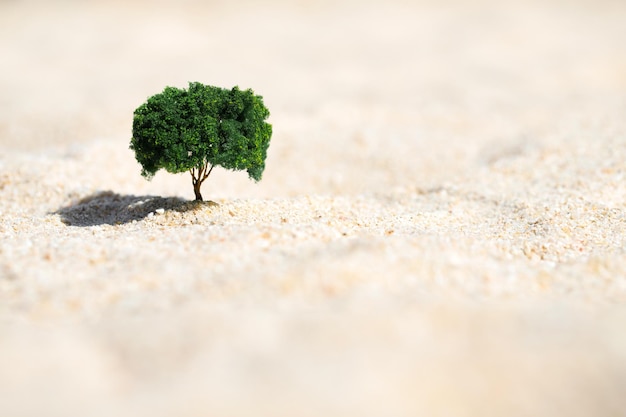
[130,82,272,201]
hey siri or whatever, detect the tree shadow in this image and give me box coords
[54,191,214,227]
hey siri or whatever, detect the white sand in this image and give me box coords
[2,1,626,416]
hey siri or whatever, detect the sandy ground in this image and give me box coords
[2,0,626,416]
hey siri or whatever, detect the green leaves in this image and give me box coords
[130,82,272,190]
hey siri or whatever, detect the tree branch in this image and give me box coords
[202,164,214,181]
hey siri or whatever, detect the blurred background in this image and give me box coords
[2,0,625,198]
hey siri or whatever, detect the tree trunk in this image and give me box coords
[191,164,213,201]
[193,181,203,201]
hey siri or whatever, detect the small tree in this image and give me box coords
[130,82,272,201]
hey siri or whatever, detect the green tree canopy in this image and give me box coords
[130,82,272,201]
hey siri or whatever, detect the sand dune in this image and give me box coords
[1,1,626,416]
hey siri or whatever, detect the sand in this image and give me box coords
[1,0,626,416]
